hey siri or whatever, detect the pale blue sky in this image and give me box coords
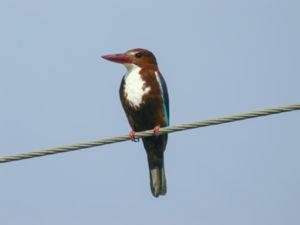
[1,1,300,225]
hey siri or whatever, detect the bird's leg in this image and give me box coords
[153,125,160,136]
[129,130,139,142]
[129,130,136,140]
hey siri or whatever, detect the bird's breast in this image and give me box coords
[123,67,151,109]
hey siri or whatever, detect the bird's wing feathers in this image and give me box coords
[156,72,169,126]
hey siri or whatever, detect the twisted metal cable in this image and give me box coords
[1,103,300,164]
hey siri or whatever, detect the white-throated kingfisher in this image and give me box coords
[102,48,169,197]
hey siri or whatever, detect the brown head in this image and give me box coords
[102,48,157,68]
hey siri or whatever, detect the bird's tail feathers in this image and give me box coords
[147,153,167,197]
[149,166,166,197]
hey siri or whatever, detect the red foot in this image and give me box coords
[129,130,139,142]
[129,130,136,140]
[153,125,160,136]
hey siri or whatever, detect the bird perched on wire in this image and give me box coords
[102,48,169,197]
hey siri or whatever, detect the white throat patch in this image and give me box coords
[123,64,151,108]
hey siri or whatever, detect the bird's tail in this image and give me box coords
[147,153,167,197]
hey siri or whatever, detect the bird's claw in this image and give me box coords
[129,130,139,142]
[153,125,160,136]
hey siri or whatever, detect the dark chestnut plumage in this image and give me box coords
[102,48,169,197]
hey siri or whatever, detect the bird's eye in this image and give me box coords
[135,52,143,58]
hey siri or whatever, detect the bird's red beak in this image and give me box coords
[102,53,133,64]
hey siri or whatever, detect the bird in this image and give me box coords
[102,48,169,197]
